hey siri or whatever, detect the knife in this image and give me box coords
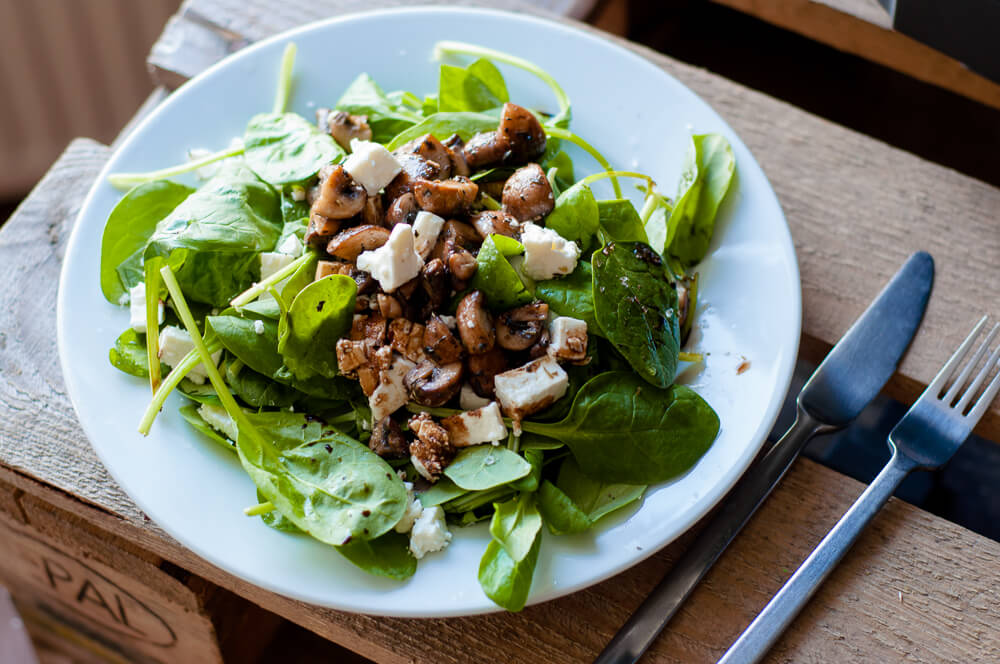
[594,251,934,664]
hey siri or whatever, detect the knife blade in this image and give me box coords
[594,251,934,664]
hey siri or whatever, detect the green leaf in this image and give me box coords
[109,328,163,378]
[335,73,423,143]
[468,235,532,311]
[224,359,299,408]
[478,496,542,612]
[537,480,592,535]
[417,477,468,507]
[556,456,645,522]
[443,445,531,491]
[666,134,735,265]
[544,182,599,243]
[386,111,499,151]
[640,188,674,256]
[535,261,597,332]
[597,199,648,243]
[592,242,679,388]
[100,180,193,303]
[489,494,542,562]
[336,531,417,580]
[243,112,345,185]
[178,404,237,453]
[522,372,719,484]
[438,58,508,112]
[257,489,304,533]
[508,449,543,493]
[540,150,575,193]
[277,274,357,380]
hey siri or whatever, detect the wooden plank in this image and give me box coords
[710,0,1000,111]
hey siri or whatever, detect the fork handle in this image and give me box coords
[718,451,918,664]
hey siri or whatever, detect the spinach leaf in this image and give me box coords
[443,445,531,491]
[535,261,597,332]
[598,199,648,244]
[178,404,237,453]
[468,235,532,311]
[640,188,674,256]
[522,372,719,484]
[336,531,417,580]
[277,186,310,247]
[277,274,356,380]
[386,112,499,151]
[544,182,599,243]
[489,493,542,562]
[478,494,542,612]
[540,150,575,193]
[556,456,645,522]
[244,112,344,186]
[518,434,565,451]
[592,242,679,388]
[109,328,162,378]
[438,58,508,112]
[508,449,543,493]
[224,359,298,408]
[666,134,735,265]
[100,181,193,303]
[257,489,304,533]
[417,477,468,507]
[336,73,422,143]
[537,480,592,535]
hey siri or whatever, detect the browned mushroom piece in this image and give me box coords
[304,213,341,247]
[310,165,367,220]
[502,163,554,222]
[404,360,464,407]
[446,245,478,288]
[463,131,510,169]
[326,225,391,262]
[424,315,464,364]
[456,291,495,355]
[376,293,403,319]
[466,346,507,397]
[677,282,690,335]
[407,413,456,480]
[440,219,481,251]
[496,301,549,351]
[319,109,373,151]
[369,416,409,459]
[384,154,441,200]
[396,134,453,179]
[498,102,546,162]
[470,210,522,240]
[385,192,421,227]
[387,318,427,363]
[528,328,550,359]
[361,195,385,227]
[420,258,450,312]
[412,177,479,216]
[442,134,470,177]
[316,260,348,281]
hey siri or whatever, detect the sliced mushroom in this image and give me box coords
[470,210,521,240]
[326,225,391,262]
[310,164,367,220]
[369,416,408,459]
[456,290,495,355]
[396,134,452,179]
[385,192,421,227]
[424,314,464,364]
[446,245,478,287]
[320,109,373,151]
[498,102,546,162]
[304,213,340,246]
[407,412,456,480]
[384,154,441,200]
[420,257,450,312]
[362,195,385,227]
[463,131,510,169]
[412,177,479,216]
[405,360,464,407]
[528,327,550,359]
[496,301,549,351]
[316,260,350,281]
[502,163,554,222]
[466,346,507,397]
[442,134,470,177]
[377,293,403,319]
[440,219,482,251]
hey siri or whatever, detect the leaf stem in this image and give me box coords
[578,170,653,192]
[678,351,703,363]
[244,501,275,517]
[143,264,162,393]
[433,41,571,121]
[108,145,245,190]
[272,43,297,114]
[138,339,223,435]
[544,126,622,198]
[480,192,502,211]
[230,253,312,307]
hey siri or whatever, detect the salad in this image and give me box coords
[99,41,735,611]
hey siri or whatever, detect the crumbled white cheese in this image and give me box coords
[369,354,416,422]
[547,316,588,362]
[521,222,580,280]
[408,505,452,559]
[197,403,238,441]
[356,223,424,292]
[260,251,296,281]
[410,455,434,482]
[343,139,402,195]
[411,210,445,259]
[128,282,164,334]
[276,233,303,256]
[439,315,457,330]
[157,326,222,385]
[253,319,265,335]
[459,383,491,410]
[290,186,306,202]
[494,355,569,420]
[394,481,423,534]
[442,402,507,447]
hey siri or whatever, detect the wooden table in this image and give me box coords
[2,1,999,662]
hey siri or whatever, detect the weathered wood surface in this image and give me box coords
[711,0,1000,111]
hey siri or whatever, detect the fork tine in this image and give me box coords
[927,316,988,397]
[961,341,1000,420]
[945,323,1000,404]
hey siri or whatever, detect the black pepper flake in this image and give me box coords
[362,510,371,517]
[324,444,333,453]
[316,300,326,312]
[342,535,352,545]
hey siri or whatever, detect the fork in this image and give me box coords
[718,316,1000,664]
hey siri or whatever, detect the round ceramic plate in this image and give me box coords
[58,7,800,617]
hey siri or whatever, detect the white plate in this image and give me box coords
[58,7,800,617]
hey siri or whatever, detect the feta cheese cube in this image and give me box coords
[408,505,452,559]
[356,223,423,293]
[129,282,165,334]
[276,233,303,256]
[368,354,416,422]
[411,210,445,259]
[253,319,265,335]
[459,383,491,410]
[394,481,423,534]
[494,355,569,420]
[157,326,222,385]
[439,315,457,330]
[259,251,296,281]
[343,139,402,195]
[521,222,580,280]
[547,316,588,362]
[441,402,508,447]
[197,403,238,441]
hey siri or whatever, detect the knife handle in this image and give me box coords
[594,405,835,664]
